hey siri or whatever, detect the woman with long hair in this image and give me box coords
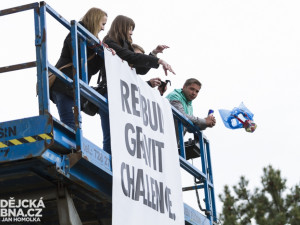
[103,15,175,76]
[50,8,107,131]
[99,15,175,153]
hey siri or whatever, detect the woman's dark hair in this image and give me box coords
[103,15,135,46]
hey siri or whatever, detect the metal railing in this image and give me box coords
[0,2,217,224]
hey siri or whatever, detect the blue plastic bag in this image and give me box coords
[219,102,257,132]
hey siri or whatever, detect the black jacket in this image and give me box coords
[105,38,159,69]
[99,38,160,86]
[51,23,104,97]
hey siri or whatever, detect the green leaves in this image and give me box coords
[219,165,300,225]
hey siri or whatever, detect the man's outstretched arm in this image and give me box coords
[169,100,208,130]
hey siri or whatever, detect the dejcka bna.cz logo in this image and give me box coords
[0,197,45,223]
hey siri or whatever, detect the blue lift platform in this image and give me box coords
[0,2,217,225]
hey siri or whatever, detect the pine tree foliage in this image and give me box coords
[219,165,300,225]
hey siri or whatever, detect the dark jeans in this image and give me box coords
[98,93,111,154]
[51,90,75,130]
[51,90,111,154]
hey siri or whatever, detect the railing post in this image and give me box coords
[177,120,186,159]
[198,132,213,224]
[71,20,82,151]
[205,139,217,223]
[36,2,50,115]
[80,39,88,84]
[33,4,41,81]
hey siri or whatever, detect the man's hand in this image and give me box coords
[205,115,216,128]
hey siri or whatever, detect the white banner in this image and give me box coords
[104,49,184,225]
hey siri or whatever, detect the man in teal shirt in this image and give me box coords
[166,78,216,134]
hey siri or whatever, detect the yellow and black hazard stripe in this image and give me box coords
[0,133,53,148]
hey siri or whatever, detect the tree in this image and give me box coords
[219,165,300,225]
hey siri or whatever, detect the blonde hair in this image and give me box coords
[132,43,145,54]
[81,7,107,38]
[103,15,135,46]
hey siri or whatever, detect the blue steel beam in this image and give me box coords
[70,20,83,152]
[172,105,216,223]
[184,203,211,225]
[76,22,100,45]
[38,3,50,115]
[80,39,88,84]
[77,22,104,59]
[52,118,76,151]
[182,185,205,192]
[48,64,108,113]
[0,115,53,162]
[204,139,217,222]
[179,156,214,189]
[43,2,70,30]
[0,2,38,16]
[42,147,112,201]
[0,62,36,73]
[34,1,44,116]
[198,132,213,223]
[48,64,73,86]
[80,83,109,112]
[178,120,186,159]
[179,156,207,180]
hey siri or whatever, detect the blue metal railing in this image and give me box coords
[0,2,217,224]
[173,107,217,223]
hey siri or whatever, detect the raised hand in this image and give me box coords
[152,45,169,55]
